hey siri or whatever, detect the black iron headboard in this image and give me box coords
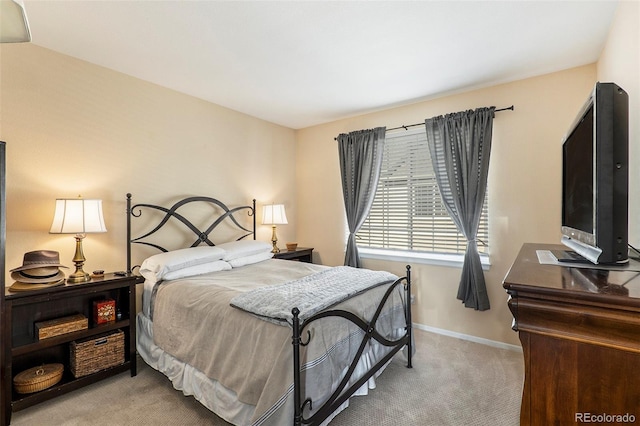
[126,193,256,274]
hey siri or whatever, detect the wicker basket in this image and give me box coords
[35,314,88,340]
[70,330,125,378]
[13,363,64,394]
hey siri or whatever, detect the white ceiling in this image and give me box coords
[22,1,619,129]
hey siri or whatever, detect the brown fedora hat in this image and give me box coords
[11,250,68,272]
[10,250,68,284]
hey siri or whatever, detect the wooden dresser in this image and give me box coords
[503,243,640,425]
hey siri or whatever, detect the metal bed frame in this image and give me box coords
[126,193,413,426]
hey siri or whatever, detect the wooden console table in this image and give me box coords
[503,243,640,425]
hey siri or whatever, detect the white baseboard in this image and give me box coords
[413,322,523,353]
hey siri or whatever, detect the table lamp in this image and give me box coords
[262,204,287,253]
[50,197,107,283]
[0,0,31,43]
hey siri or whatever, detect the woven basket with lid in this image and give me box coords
[13,363,64,394]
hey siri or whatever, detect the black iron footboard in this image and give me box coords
[292,265,412,426]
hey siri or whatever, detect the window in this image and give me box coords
[356,128,489,262]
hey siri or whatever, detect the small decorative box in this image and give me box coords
[35,314,88,340]
[93,299,116,325]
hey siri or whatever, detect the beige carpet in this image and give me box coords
[11,329,523,425]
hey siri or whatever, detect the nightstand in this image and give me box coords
[1,273,143,425]
[273,247,314,263]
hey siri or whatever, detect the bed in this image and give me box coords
[126,194,413,425]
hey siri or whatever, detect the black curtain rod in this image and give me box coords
[385,105,514,132]
[334,105,515,139]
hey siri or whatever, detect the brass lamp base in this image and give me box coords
[271,225,281,253]
[67,269,90,283]
[67,234,91,283]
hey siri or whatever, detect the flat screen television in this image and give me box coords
[560,82,629,264]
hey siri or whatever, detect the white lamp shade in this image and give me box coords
[50,199,107,234]
[262,204,288,225]
[0,0,31,43]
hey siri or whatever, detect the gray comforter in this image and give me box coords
[150,259,407,425]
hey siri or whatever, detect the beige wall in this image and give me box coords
[296,66,597,346]
[0,44,298,277]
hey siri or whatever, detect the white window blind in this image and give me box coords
[356,129,489,255]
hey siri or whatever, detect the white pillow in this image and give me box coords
[227,251,274,268]
[217,240,272,261]
[163,260,231,280]
[140,246,227,283]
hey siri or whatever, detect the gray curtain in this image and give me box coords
[337,127,386,267]
[424,107,495,311]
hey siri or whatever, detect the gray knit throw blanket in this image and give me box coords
[230,266,398,325]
